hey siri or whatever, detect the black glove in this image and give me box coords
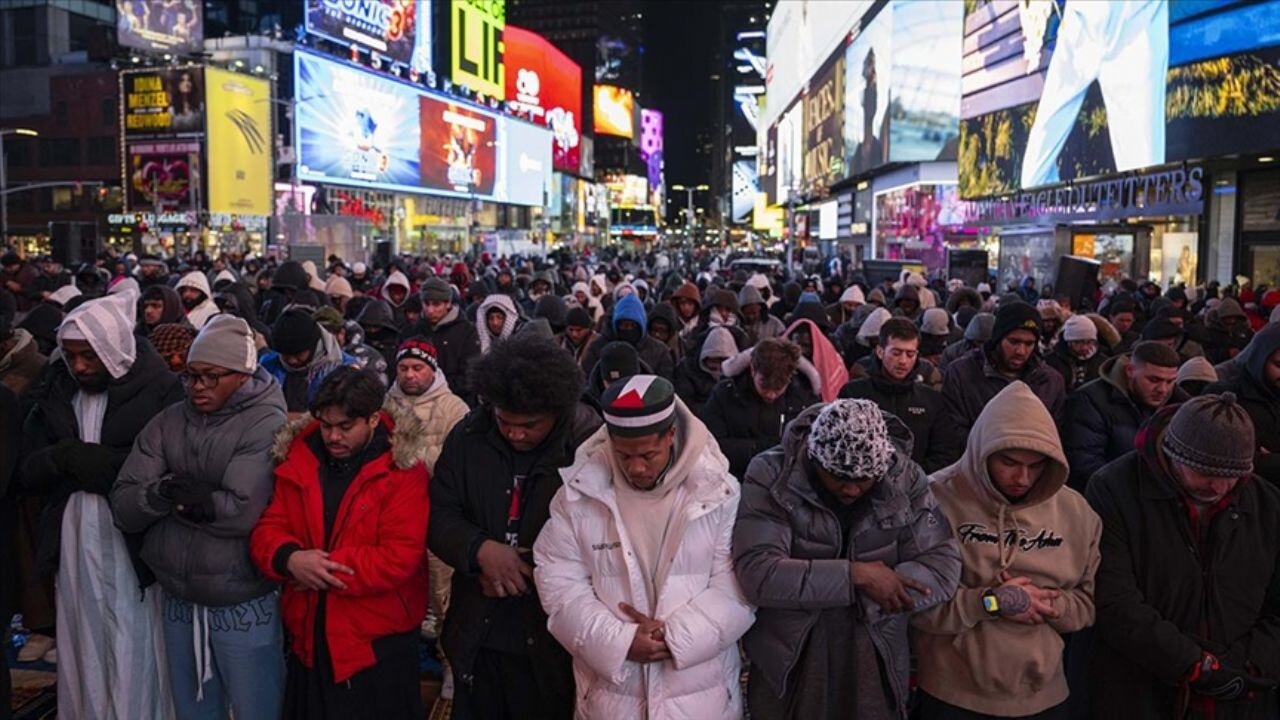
[64,441,117,494]
[169,482,217,524]
[1188,652,1278,700]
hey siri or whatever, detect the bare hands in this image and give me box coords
[620,602,671,663]
[286,549,354,591]
[852,560,932,613]
[998,572,1061,624]
[476,540,534,598]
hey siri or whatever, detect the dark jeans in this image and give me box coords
[917,692,1069,720]
[452,648,573,720]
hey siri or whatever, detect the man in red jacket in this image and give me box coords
[250,366,430,720]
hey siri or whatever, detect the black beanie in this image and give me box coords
[272,308,322,355]
[990,301,1042,345]
[1142,317,1182,341]
[566,306,593,329]
[597,341,641,386]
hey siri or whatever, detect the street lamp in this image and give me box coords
[0,128,39,244]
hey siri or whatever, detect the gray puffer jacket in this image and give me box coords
[112,366,287,606]
[732,404,961,716]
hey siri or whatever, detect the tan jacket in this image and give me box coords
[914,381,1101,716]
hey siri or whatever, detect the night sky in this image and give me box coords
[643,0,720,188]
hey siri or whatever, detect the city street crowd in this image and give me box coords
[1,245,1279,720]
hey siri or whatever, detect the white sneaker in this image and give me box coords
[17,634,54,663]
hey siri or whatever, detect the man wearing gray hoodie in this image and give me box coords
[740,284,785,346]
[112,315,289,720]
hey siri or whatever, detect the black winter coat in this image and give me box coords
[1061,354,1187,492]
[671,353,719,411]
[401,307,481,403]
[941,347,1065,445]
[701,371,820,479]
[427,402,601,698]
[579,327,676,381]
[837,359,961,473]
[1086,425,1280,720]
[20,339,184,585]
[1205,323,1280,485]
[1045,340,1105,393]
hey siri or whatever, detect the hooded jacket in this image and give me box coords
[477,293,520,354]
[702,354,822,479]
[942,346,1066,445]
[782,318,849,402]
[581,294,676,381]
[0,328,46,397]
[1061,354,1188,492]
[386,371,469,472]
[838,354,960,472]
[175,271,219,329]
[259,327,358,411]
[138,284,186,336]
[738,284,786,345]
[646,302,684,360]
[249,405,430,683]
[401,303,481,404]
[1205,322,1280,484]
[1045,337,1106,392]
[1085,408,1280,720]
[732,404,962,715]
[534,402,755,720]
[915,382,1101,716]
[673,325,735,411]
[111,366,287,606]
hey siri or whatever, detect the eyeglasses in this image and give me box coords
[181,369,237,389]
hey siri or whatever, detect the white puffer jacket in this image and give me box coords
[534,403,755,720]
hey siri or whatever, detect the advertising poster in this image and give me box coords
[304,0,431,73]
[775,101,804,203]
[843,10,892,179]
[960,0,1280,198]
[594,85,635,138]
[117,0,203,53]
[803,45,845,191]
[889,0,961,163]
[497,118,551,207]
[296,52,423,191]
[733,161,759,224]
[126,141,199,211]
[450,0,506,99]
[419,95,497,195]
[123,68,205,138]
[503,25,582,173]
[639,109,664,191]
[205,68,272,217]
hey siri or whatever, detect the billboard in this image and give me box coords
[117,0,203,53]
[126,141,200,212]
[843,9,892,179]
[504,25,582,173]
[295,51,548,205]
[450,0,505,99]
[594,85,635,138]
[888,0,962,163]
[122,68,205,138]
[205,68,272,217]
[763,0,871,130]
[803,45,846,190]
[639,109,664,190]
[304,0,431,73]
[775,101,804,203]
[960,0,1280,198]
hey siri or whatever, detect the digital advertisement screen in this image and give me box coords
[450,0,505,99]
[126,141,200,212]
[205,68,272,216]
[504,25,582,174]
[803,45,845,190]
[639,109,664,190]
[296,51,548,205]
[117,0,203,53]
[122,68,205,138]
[594,85,635,138]
[888,0,961,164]
[843,9,892,179]
[304,0,431,73]
[959,0,1280,198]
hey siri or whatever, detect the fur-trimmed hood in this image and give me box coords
[270,398,428,471]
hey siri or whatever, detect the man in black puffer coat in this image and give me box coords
[838,318,960,472]
[702,337,820,479]
[1205,322,1280,485]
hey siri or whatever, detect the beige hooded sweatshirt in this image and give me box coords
[914,381,1101,716]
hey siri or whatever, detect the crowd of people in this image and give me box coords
[1,244,1279,720]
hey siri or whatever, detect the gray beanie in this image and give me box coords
[920,308,951,336]
[420,277,452,303]
[807,399,895,480]
[1162,392,1255,477]
[187,314,257,374]
[964,312,995,342]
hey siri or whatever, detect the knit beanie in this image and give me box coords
[420,277,452,303]
[272,308,322,355]
[395,338,439,371]
[1175,356,1218,386]
[1162,392,1255,477]
[858,307,893,339]
[920,308,951,336]
[1142,318,1182,342]
[600,375,677,437]
[598,341,642,386]
[150,323,198,361]
[312,306,344,333]
[990,301,1042,344]
[1062,314,1098,342]
[566,306,593,329]
[807,399,895,480]
[964,312,995,343]
[187,314,256,374]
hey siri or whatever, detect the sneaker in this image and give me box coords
[17,634,54,663]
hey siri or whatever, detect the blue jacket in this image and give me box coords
[259,346,358,408]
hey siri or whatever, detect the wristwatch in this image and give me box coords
[981,589,1000,617]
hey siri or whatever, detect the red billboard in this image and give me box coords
[419,95,497,196]
[504,25,582,174]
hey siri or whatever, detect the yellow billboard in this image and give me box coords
[205,67,271,216]
[451,0,505,99]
